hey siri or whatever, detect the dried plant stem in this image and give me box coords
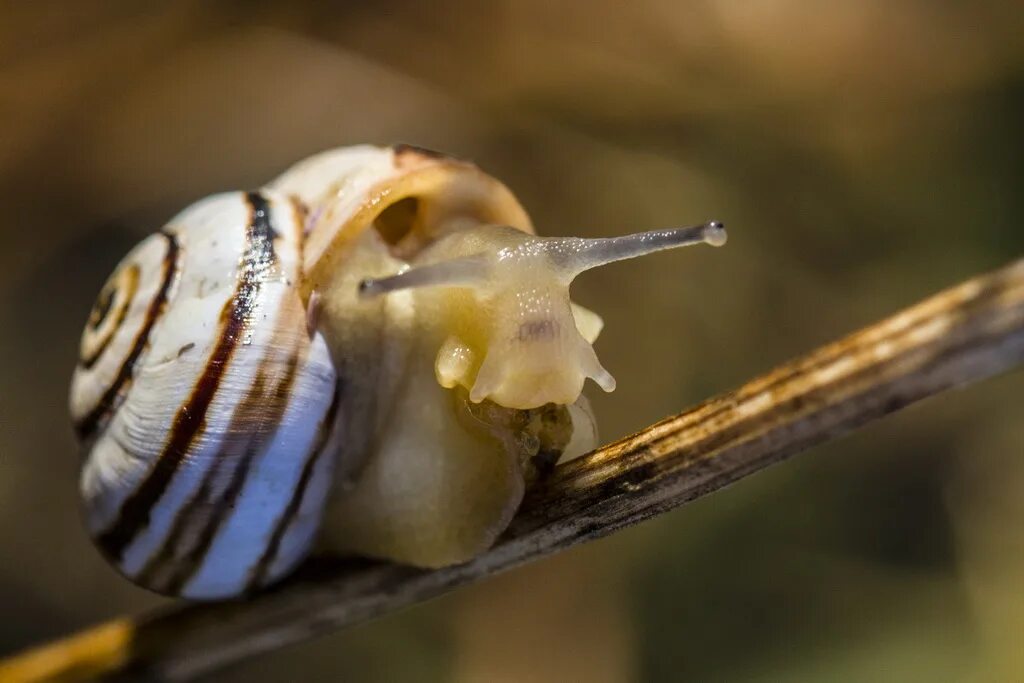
[3,258,1023,683]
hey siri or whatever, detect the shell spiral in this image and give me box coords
[70,190,340,600]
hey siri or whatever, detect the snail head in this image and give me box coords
[359,221,726,410]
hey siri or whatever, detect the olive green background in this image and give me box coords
[1,2,1022,681]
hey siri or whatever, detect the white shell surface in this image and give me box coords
[72,190,339,599]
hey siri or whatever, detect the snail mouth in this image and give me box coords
[468,365,588,410]
[452,388,596,479]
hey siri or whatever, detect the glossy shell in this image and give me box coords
[71,190,339,599]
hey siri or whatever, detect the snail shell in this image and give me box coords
[72,191,340,599]
[71,144,725,599]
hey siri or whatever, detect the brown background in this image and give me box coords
[1,2,1022,680]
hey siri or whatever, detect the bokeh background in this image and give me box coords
[1,2,1023,681]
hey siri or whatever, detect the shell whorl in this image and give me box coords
[71,190,340,600]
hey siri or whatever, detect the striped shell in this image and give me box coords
[71,191,340,600]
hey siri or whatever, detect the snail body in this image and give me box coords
[71,144,726,599]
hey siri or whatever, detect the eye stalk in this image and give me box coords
[357,255,489,298]
[543,220,727,278]
[357,220,727,409]
[358,221,726,298]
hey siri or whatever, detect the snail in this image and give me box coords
[70,144,726,600]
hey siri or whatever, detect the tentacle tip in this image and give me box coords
[703,221,727,247]
[593,369,617,393]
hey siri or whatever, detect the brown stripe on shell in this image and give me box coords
[132,367,269,591]
[75,233,180,442]
[95,192,280,563]
[81,264,140,369]
[245,380,342,593]
[138,344,304,595]
[134,296,308,592]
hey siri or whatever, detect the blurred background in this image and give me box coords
[1,1,1022,681]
